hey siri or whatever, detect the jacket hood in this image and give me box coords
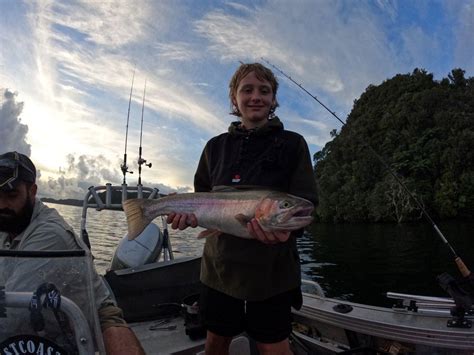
[228,116,284,136]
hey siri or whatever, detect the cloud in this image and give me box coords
[46,0,152,48]
[37,153,120,199]
[400,26,441,69]
[454,1,474,73]
[0,89,31,156]
[194,9,272,61]
[2,0,472,200]
[152,42,201,62]
[1,1,223,197]
[193,1,401,112]
[374,0,398,20]
[36,151,191,199]
[27,0,226,135]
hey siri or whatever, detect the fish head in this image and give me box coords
[255,193,314,231]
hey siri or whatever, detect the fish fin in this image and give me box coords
[197,229,222,239]
[212,185,239,192]
[234,213,252,227]
[123,199,152,240]
[212,185,262,192]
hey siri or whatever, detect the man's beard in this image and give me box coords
[0,197,35,235]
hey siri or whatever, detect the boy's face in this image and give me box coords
[233,71,276,128]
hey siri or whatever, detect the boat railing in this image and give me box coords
[4,291,96,355]
[387,292,455,306]
[387,291,474,319]
[79,183,160,249]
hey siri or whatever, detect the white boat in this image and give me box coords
[1,182,473,354]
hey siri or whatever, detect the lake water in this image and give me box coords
[47,202,474,308]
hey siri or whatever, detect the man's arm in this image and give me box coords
[103,326,146,355]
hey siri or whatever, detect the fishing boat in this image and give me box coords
[1,184,473,355]
[81,183,474,353]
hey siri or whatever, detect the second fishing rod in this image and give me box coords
[261,57,471,278]
[138,79,152,186]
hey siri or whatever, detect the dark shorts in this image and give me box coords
[199,285,300,344]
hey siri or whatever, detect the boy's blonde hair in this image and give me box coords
[228,63,279,116]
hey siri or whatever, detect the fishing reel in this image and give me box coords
[437,272,474,328]
[120,163,133,175]
[138,157,152,168]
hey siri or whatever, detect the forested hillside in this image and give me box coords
[314,69,474,223]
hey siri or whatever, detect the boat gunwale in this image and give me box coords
[295,292,474,350]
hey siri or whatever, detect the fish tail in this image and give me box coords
[123,199,152,240]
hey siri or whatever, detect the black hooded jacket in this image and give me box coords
[194,117,317,301]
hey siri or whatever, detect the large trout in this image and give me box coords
[123,190,314,240]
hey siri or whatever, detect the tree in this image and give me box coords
[314,69,474,222]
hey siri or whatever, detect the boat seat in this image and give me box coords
[196,336,250,355]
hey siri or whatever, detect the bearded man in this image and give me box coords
[0,151,144,354]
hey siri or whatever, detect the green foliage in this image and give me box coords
[314,68,474,222]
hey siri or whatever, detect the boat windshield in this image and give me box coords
[0,250,105,355]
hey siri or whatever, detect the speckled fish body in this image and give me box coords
[123,190,314,240]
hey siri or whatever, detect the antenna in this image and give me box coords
[121,69,135,184]
[137,79,152,185]
[261,57,471,278]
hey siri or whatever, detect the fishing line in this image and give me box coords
[261,57,471,277]
[138,79,152,186]
[139,79,147,152]
[121,68,136,184]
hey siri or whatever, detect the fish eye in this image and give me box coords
[281,201,292,209]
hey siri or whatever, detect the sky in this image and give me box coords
[1,0,473,199]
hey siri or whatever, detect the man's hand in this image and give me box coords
[166,213,198,230]
[247,218,290,244]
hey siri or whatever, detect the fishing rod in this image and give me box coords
[135,79,170,260]
[261,57,471,278]
[121,69,136,184]
[137,79,152,186]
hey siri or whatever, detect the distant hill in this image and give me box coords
[41,190,165,208]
